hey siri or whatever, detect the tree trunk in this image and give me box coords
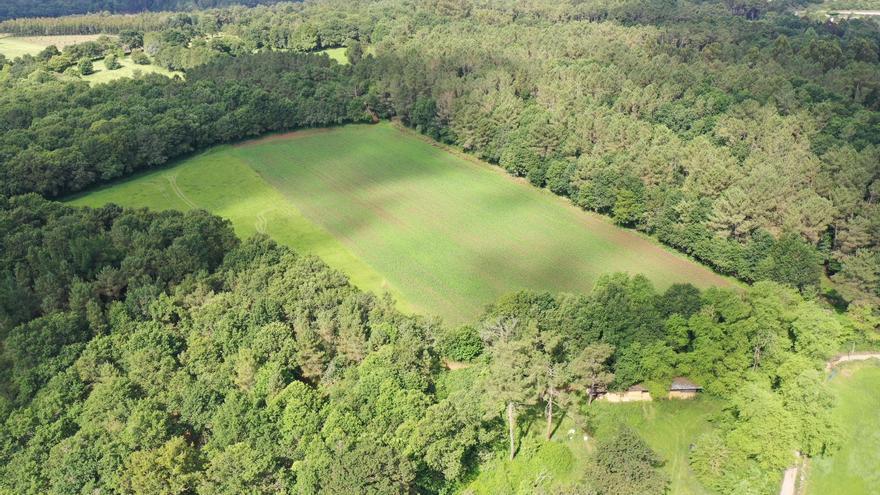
[545,392,554,440]
[507,401,516,460]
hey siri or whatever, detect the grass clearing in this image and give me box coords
[451,368,720,495]
[591,398,721,495]
[83,55,181,84]
[804,360,880,495]
[69,123,731,323]
[317,47,349,64]
[0,34,106,58]
[66,145,405,311]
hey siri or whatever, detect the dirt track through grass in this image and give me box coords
[69,123,731,323]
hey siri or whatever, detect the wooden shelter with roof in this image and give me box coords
[598,383,652,403]
[668,377,702,399]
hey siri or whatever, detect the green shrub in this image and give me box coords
[131,50,151,65]
[104,53,121,70]
[77,58,94,75]
[438,325,483,361]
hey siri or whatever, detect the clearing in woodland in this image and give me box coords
[0,33,107,58]
[68,123,731,323]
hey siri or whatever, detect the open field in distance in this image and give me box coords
[69,123,733,323]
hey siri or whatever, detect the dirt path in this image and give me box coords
[780,466,798,495]
[825,352,880,372]
[165,175,198,209]
[255,210,270,234]
[781,352,880,495]
[827,10,880,16]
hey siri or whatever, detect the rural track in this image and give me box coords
[255,210,271,234]
[165,175,198,209]
[779,352,880,495]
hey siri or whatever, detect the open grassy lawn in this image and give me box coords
[315,45,375,65]
[805,360,880,495]
[83,55,181,84]
[457,392,721,494]
[0,34,107,58]
[317,47,349,64]
[591,398,721,495]
[69,123,731,323]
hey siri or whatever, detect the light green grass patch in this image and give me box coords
[805,360,880,495]
[66,145,404,311]
[591,398,722,495]
[0,34,107,58]
[69,123,731,323]
[315,45,374,65]
[236,124,731,322]
[462,436,581,495]
[318,47,349,64]
[83,55,181,84]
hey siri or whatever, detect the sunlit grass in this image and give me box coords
[68,123,731,323]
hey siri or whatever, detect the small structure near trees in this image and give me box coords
[668,377,702,399]
[598,383,652,403]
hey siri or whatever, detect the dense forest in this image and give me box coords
[0,0,282,22]
[0,0,879,493]
[0,195,871,494]
[1,0,878,305]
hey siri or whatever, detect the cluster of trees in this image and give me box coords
[0,51,378,196]
[0,12,174,35]
[0,0,281,21]
[1,196,871,494]
[470,273,875,492]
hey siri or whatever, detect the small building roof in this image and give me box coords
[670,377,702,391]
[628,383,649,392]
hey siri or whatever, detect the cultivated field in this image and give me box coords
[69,123,731,323]
[805,360,880,494]
[0,33,106,58]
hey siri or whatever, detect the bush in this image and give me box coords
[77,58,93,75]
[437,325,483,361]
[131,50,151,65]
[104,53,121,70]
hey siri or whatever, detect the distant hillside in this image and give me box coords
[0,0,284,21]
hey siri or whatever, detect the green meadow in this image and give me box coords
[456,372,720,495]
[69,123,731,323]
[83,55,180,84]
[805,360,880,495]
[0,34,106,58]
[591,399,721,495]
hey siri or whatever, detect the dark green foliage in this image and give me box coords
[0,1,876,493]
[1,0,877,303]
[104,53,121,70]
[587,426,668,495]
[0,0,282,21]
[131,49,150,64]
[119,30,144,49]
[437,325,483,362]
[76,58,93,75]
[757,233,823,290]
[0,52,370,197]
[0,197,860,494]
